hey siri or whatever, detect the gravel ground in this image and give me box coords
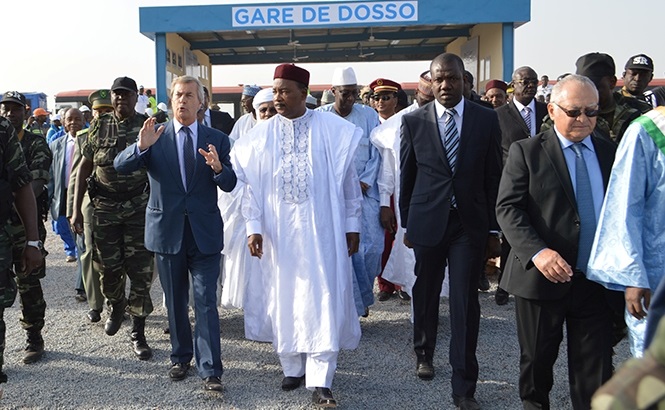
[0,230,630,409]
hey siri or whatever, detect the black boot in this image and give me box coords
[23,330,44,364]
[105,300,126,336]
[130,316,152,360]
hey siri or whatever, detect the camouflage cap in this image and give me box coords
[89,89,112,110]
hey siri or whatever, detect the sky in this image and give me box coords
[3,0,664,108]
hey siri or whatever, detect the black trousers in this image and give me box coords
[412,211,484,399]
[515,276,613,410]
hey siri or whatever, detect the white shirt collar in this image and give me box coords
[553,126,595,153]
[173,118,197,136]
[434,97,465,119]
[513,97,536,113]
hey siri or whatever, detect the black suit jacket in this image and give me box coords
[496,128,617,300]
[399,99,502,248]
[496,100,548,164]
[209,110,235,135]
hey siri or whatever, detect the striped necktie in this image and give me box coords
[522,107,532,135]
[444,108,459,172]
[444,108,459,208]
[570,143,596,272]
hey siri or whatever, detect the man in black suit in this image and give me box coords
[494,66,549,305]
[200,86,235,135]
[400,52,502,410]
[497,66,548,162]
[496,74,616,410]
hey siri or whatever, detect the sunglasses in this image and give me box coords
[553,103,599,118]
[513,79,539,86]
[371,94,393,102]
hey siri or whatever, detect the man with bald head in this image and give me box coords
[49,108,85,303]
[497,75,617,409]
[400,52,501,410]
[497,66,549,162]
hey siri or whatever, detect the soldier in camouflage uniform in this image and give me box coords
[0,116,44,382]
[0,92,51,365]
[66,90,114,324]
[70,77,154,360]
[576,52,643,144]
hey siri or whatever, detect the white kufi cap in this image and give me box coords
[252,88,274,111]
[331,66,357,86]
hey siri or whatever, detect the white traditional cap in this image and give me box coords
[252,88,274,111]
[331,66,357,86]
[79,105,91,113]
[321,89,335,104]
[52,114,61,121]
[145,108,154,117]
[306,94,317,106]
[157,102,167,112]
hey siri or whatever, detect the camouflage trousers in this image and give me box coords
[9,217,47,332]
[0,224,15,368]
[92,196,154,318]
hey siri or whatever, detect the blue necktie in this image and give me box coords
[183,127,195,189]
[522,107,532,135]
[570,143,596,272]
[443,108,459,208]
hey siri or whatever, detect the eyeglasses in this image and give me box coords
[258,106,277,114]
[371,94,393,102]
[513,79,539,86]
[553,102,599,118]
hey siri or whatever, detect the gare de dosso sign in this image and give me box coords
[232,1,418,27]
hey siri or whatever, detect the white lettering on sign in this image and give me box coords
[232,1,418,27]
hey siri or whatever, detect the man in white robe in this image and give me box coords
[588,106,665,357]
[317,66,382,317]
[219,88,275,342]
[228,84,261,144]
[232,63,362,408]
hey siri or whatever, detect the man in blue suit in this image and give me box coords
[114,75,236,392]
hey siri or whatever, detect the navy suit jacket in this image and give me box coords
[399,99,502,248]
[114,121,237,255]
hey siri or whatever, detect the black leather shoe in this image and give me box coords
[0,370,6,383]
[416,361,434,380]
[377,291,393,302]
[203,376,223,392]
[312,387,337,408]
[105,300,126,336]
[495,288,509,306]
[397,290,411,301]
[455,397,480,410]
[478,272,490,292]
[281,375,305,391]
[168,362,190,381]
[75,290,87,302]
[87,309,102,323]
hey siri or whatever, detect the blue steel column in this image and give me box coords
[502,22,514,82]
[155,33,168,106]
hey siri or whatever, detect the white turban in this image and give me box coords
[252,88,274,111]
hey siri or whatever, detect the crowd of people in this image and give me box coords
[1,49,665,409]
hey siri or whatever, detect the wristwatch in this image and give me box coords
[26,240,44,251]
